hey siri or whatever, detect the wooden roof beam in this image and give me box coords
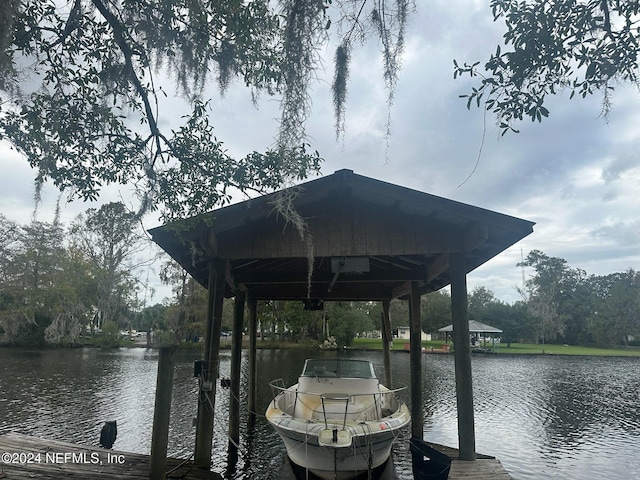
[235,267,429,285]
[246,282,395,301]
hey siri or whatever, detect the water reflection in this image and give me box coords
[1,348,639,479]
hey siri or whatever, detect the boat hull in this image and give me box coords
[267,397,410,480]
[275,423,398,480]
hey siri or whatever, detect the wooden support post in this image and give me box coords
[247,296,258,429]
[194,259,226,468]
[381,299,393,388]
[149,346,176,480]
[450,252,476,461]
[229,290,245,451]
[409,282,424,439]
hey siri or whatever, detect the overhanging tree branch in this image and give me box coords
[91,0,162,152]
[2,0,411,221]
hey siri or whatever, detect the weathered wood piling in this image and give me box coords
[149,346,176,479]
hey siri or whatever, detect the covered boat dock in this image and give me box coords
[148,168,534,477]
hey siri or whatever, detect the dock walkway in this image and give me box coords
[0,433,512,480]
[0,433,220,480]
[425,442,514,480]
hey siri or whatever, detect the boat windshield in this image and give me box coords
[301,359,376,379]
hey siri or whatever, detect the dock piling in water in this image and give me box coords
[149,346,176,479]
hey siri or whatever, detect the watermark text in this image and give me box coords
[1,451,126,465]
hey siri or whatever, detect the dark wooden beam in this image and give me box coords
[246,282,395,301]
[426,253,450,283]
[194,259,226,468]
[149,346,176,480]
[391,280,427,300]
[233,264,429,284]
[381,300,393,388]
[229,291,245,454]
[247,295,258,429]
[450,252,476,461]
[409,282,423,439]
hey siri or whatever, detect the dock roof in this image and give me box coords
[149,169,534,301]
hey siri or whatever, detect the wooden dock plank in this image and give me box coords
[417,441,514,480]
[0,433,514,480]
[449,459,513,479]
[0,433,221,480]
[422,441,495,460]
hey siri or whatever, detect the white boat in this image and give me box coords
[266,358,410,480]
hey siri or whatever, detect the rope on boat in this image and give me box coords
[305,420,310,480]
[349,426,360,478]
[365,423,374,480]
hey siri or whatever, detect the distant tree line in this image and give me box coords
[1,206,638,348]
[517,250,640,347]
[0,204,150,346]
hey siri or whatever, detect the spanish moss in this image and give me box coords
[333,39,351,140]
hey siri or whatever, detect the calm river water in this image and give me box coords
[0,347,639,479]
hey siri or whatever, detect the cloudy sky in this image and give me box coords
[2,1,639,304]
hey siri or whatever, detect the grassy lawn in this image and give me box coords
[495,343,640,357]
[350,338,640,357]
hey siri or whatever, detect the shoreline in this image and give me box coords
[2,339,640,358]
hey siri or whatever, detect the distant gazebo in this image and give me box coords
[439,320,503,349]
